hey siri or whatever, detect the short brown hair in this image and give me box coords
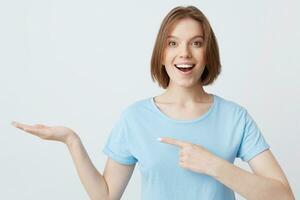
[150,6,221,89]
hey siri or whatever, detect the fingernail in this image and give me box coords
[11,121,17,126]
[157,137,162,142]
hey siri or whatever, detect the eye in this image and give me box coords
[168,41,176,47]
[192,41,203,47]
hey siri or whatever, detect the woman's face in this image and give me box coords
[162,18,206,88]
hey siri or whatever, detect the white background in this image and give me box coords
[0,0,299,199]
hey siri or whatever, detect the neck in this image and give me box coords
[160,82,211,105]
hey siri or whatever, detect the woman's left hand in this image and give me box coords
[158,137,222,176]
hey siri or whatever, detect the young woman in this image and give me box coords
[12,5,295,200]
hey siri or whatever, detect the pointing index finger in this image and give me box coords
[158,137,188,148]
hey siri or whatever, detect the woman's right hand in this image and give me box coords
[11,121,78,144]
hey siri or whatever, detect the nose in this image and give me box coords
[179,44,192,58]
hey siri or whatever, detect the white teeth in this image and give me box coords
[175,64,194,68]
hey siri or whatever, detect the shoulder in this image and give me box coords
[214,94,248,118]
[119,97,152,119]
[215,94,245,110]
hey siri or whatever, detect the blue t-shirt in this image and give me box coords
[102,94,270,200]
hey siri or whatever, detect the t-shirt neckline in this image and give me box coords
[150,93,217,124]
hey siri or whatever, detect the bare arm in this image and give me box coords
[66,134,109,200]
[102,158,136,200]
[210,150,295,200]
[66,135,136,200]
[12,121,135,200]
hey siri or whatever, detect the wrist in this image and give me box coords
[65,132,80,147]
[207,156,226,179]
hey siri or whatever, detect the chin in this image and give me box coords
[174,79,198,88]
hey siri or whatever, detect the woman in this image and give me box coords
[12,5,295,200]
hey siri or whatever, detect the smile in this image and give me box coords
[174,64,195,72]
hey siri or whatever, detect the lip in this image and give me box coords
[174,64,195,68]
[174,64,195,76]
[175,62,195,65]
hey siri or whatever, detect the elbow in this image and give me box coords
[282,184,295,200]
[284,194,295,200]
[91,193,110,200]
[98,194,117,200]
[286,192,295,200]
[266,181,295,200]
[93,196,109,200]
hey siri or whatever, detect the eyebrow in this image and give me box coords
[167,35,204,40]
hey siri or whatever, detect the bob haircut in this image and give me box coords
[151,5,221,89]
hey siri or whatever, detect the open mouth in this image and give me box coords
[174,64,195,72]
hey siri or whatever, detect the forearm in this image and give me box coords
[209,158,294,200]
[66,133,109,200]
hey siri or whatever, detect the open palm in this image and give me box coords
[11,121,75,144]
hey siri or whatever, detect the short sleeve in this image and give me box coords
[236,108,270,162]
[102,112,138,165]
